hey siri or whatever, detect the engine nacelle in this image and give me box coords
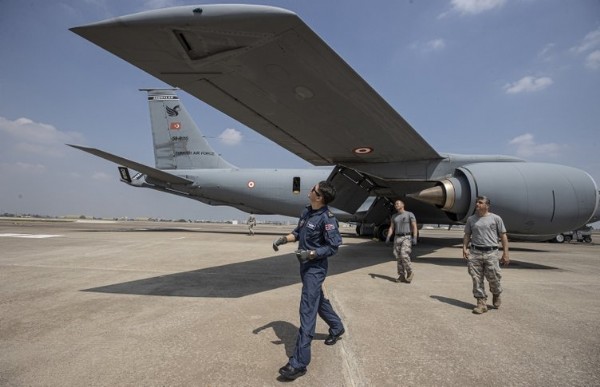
[410,162,598,237]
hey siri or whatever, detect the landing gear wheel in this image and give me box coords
[377,224,390,241]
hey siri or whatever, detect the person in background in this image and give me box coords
[247,213,256,236]
[386,200,418,283]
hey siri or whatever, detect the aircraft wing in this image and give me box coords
[68,144,192,185]
[70,5,441,166]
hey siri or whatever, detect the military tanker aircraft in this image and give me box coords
[69,4,599,241]
[69,88,335,223]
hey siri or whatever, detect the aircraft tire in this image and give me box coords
[377,224,390,242]
[554,234,565,243]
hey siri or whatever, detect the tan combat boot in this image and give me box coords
[473,298,488,314]
[493,294,501,309]
[406,271,414,283]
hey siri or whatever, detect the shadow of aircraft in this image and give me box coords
[82,235,559,298]
[412,236,559,270]
[414,256,558,270]
[82,240,392,298]
[78,224,360,239]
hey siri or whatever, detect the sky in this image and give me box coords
[1,0,599,223]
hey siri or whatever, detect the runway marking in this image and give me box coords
[0,233,62,239]
[328,286,366,387]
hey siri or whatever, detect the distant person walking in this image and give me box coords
[247,213,256,236]
[462,195,510,314]
[271,181,345,380]
[386,200,418,283]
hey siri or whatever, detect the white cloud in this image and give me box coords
[503,76,553,94]
[0,116,84,157]
[449,0,507,15]
[426,39,446,51]
[218,128,243,146]
[509,133,561,158]
[92,172,113,181]
[570,27,600,55]
[585,50,600,70]
[143,0,181,11]
[0,162,46,174]
[410,39,446,53]
[538,43,556,62]
[569,27,600,70]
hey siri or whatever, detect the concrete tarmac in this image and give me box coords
[1,219,599,386]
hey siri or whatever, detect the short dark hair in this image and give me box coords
[317,181,336,204]
[477,195,490,205]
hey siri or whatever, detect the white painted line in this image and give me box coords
[0,233,63,239]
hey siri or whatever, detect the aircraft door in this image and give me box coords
[293,176,301,194]
[327,166,374,213]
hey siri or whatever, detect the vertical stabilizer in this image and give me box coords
[144,89,236,170]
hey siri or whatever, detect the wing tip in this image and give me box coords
[70,4,297,32]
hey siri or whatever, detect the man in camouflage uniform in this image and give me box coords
[386,200,418,283]
[462,196,510,314]
[247,213,256,236]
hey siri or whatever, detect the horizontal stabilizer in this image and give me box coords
[68,144,192,185]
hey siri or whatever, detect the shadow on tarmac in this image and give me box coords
[368,273,397,283]
[251,321,331,359]
[253,321,298,358]
[82,242,390,298]
[82,236,558,298]
[430,295,475,310]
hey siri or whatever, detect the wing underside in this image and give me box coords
[70,5,441,167]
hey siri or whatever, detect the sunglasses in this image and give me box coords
[311,186,321,197]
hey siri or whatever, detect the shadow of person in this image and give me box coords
[369,273,397,283]
[253,321,298,357]
[430,295,474,310]
[253,320,331,359]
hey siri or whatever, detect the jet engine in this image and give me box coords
[409,162,598,237]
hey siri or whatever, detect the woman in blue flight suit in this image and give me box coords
[272,181,345,380]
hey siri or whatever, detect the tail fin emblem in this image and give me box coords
[166,105,180,117]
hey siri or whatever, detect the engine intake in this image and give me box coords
[409,162,598,235]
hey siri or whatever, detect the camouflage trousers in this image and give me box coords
[467,249,502,299]
[393,236,412,277]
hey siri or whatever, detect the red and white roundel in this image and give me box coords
[247,181,255,189]
[353,147,373,154]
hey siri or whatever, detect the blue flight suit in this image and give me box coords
[289,205,344,370]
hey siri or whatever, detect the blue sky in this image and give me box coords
[1,0,599,223]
